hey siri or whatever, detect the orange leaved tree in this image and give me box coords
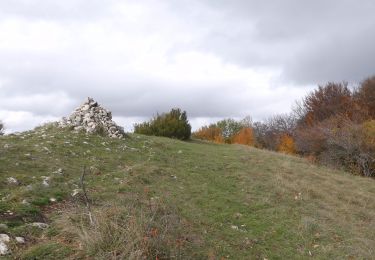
[277,134,296,154]
[232,127,255,146]
[193,126,224,143]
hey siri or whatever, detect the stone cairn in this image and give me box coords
[59,97,125,138]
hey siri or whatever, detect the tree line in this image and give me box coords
[193,76,375,177]
[1,75,373,176]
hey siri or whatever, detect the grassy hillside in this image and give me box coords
[0,125,374,259]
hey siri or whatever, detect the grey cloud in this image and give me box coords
[179,0,375,83]
[0,0,373,132]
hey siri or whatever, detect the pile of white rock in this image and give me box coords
[59,97,125,138]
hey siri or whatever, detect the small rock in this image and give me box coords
[71,189,80,197]
[0,241,9,255]
[6,177,19,185]
[15,237,25,244]
[0,234,10,255]
[21,199,30,205]
[31,222,49,229]
[231,225,239,230]
[0,234,10,243]
[53,168,63,175]
[41,176,50,187]
[49,198,56,202]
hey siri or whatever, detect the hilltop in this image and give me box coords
[0,125,374,259]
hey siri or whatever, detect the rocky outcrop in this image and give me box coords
[59,97,125,138]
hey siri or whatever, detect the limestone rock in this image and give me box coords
[6,177,19,185]
[15,237,25,244]
[0,234,10,255]
[59,97,125,138]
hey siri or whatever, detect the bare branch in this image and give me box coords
[80,166,94,225]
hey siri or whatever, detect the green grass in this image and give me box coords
[0,124,374,259]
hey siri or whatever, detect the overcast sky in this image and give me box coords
[1,0,374,133]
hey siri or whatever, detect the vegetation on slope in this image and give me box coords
[0,125,374,259]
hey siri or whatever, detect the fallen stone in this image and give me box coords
[31,222,49,229]
[41,176,50,187]
[6,177,19,185]
[15,237,25,244]
[0,234,10,243]
[53,168,63,175]
[71,189,80,197]
[0,234,10,255]
[21,199,30,205]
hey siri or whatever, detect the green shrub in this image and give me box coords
[134,108,191,140]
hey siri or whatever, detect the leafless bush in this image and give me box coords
[319,117,375,177]
[253,113,296,150]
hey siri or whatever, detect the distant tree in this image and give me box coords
[134,108,191,140]
[0,121,4,135]
[216,119,243,143]
[294,123,326,156]
[213,116,252,143]
[277,134,296,154]
[294,82,354,126]
[232,127,255,146]
[193,116,253,144]
[356,76,375,119]
[252,113,296,150]
[193,126,224,143]
[320,118,375,177]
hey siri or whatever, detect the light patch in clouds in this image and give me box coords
[0,110,58,134]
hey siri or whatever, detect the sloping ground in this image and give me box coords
[0,125,374,259]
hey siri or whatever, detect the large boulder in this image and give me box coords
[59,97,125,138]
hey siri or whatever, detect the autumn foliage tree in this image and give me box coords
[193,126,224,143]
[294,82,355,126]
[252,114,296,150]
[291,77,375,177]
[277,134,296,154]
[216,118,245,143]
[232,127,255,146]
[193,117,253,144]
